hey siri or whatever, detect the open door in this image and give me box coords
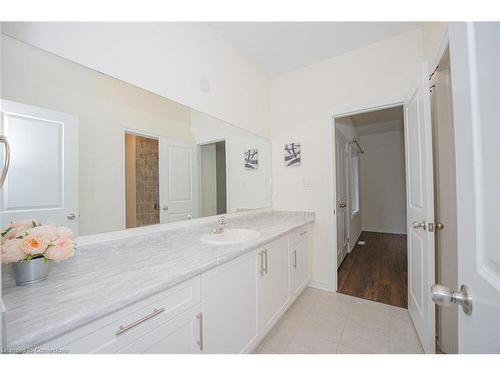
[403,62,435,354]
[440,22,500,353]
[159,137,199,223]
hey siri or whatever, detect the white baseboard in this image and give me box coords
[361,226,407,235]
[349,231,362,252]
[308,279,331,292]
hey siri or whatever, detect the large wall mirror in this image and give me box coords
[0,35,272,236]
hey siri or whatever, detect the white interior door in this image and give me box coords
[159,137,198,223]
[335,130,349,268]
[448,22,500,353]
[0,100,79,233]
[403,62,435,354]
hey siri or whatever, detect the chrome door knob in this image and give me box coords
[412,220,427,230]
[66,213,77,220]
[435,222,445,230]
[431,284,473,315]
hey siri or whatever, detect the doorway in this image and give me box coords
[335,105,408,308]
[124,132,160,228]
[199,140,227,217]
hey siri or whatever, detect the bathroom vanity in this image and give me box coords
[2,210,313,354]
[0,37,311,354]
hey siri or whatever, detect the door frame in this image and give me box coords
[121,126,163,229]
[429,38,459,354]
[330,98,405,291]
[196,137,230,215]
[334,128,350,268]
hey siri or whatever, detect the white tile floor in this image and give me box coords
[253,288,424,354]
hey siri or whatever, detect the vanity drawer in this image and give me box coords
[44,276,201,353]
[289,225,311,245]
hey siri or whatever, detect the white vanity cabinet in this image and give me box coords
[201,235,296,353]
[116,306,202,354]
[258,236,291,336]
[290,226,311,300]
[42,276,201,354]
[201,250,260,353]
[37,224,312,354]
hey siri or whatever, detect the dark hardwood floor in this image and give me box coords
[337,231,408,308]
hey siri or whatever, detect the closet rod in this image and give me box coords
[350,138,365,154]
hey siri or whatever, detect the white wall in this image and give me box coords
[1,35,194,235]
[422,22,448,68]
[1,22,270,138]
[1,22,436,292]
[335,117,362,248]
[2,35,274,234]
[270,29,423,290]
[359,130,407,234]
[190,111,272,213]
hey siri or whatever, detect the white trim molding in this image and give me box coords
[308,279,331,292]
[349,230,362,253]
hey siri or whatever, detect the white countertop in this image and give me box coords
[1,210,314,349]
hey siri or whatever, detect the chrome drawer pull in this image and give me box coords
[115,308,165,336]
[293,250,297,269]
[259,251,264,276]
[264,249,269,275]
[196,312,204,351]
[299,230,308,236]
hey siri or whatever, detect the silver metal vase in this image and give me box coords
[13,257,49,286]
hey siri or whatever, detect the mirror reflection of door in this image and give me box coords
[200,141,227,217]
[125,133,160,229]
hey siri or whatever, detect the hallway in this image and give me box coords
[337,231,408,308]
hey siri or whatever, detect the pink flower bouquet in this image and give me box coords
[1,219,75,264]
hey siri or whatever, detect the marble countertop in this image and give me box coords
[2,210,314,349]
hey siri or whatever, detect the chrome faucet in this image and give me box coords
[212,216,228,234]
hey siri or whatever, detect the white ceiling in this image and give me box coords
[350,106,403,127]
[209,22,422,77]
[347,106,404,136]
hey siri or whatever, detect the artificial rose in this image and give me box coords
[25,225,58,241]
[10,219,39,232]
[1,239,26,264]
[1,227,18,240]
[44,238,75,262]
[56,226,74,240]
[21,235,50,255]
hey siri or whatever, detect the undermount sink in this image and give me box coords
[201,228,260,245]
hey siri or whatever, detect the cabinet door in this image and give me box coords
[290,237,310,299]
[259,237,291,335]
[117,306,202,354]
[201,251,259,353]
